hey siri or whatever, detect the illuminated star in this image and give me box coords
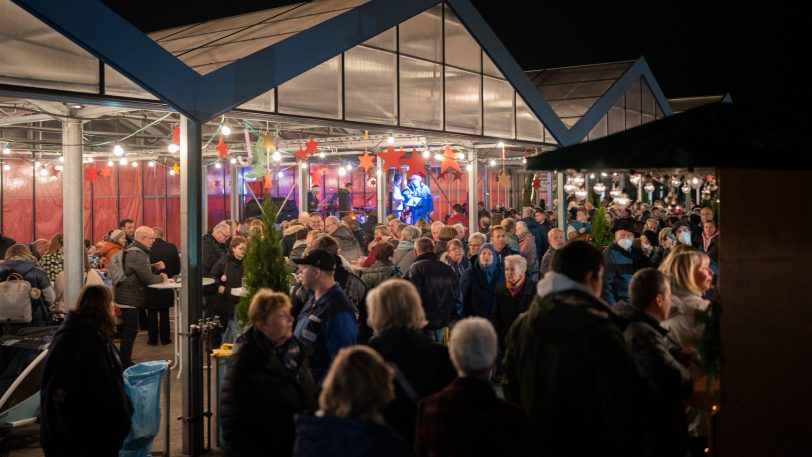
[357,151,375,172]
[85,167,98,183]
[376,145,404,170]
[215,136,229,159]
[100,166,112,178]
[305,138,319,155]
[294,146,309,161]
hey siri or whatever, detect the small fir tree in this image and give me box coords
[523,175,534,207]
[237,199,289,325]
[590,206,614,250]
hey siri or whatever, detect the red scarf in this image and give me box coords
[505,275,526,297]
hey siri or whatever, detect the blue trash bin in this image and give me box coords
[119,361,168,457]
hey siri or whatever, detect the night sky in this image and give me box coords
[105,0,808,109]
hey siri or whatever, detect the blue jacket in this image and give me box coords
[293,414,409,457]
[293,284,357,383]
[460,260,504,319]
[602,243,651,305]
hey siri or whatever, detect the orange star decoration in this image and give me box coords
[85,167,98,183]
[215,135,229,159]
[260,132,275,151]
[400,148,426,177]
[376,145,404,170]
[209,178,221,190]
[263,170,273,190]
[99,166,112,178]
[497,170,511,186]
[305,138,319,155]
[440,145,461,174]
[172,163,180,176]
[357,151,375,172]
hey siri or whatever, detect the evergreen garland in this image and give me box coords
[523,174,534,207]
[236,199,290,325]
[591,206,614,249]
[695,300,721,394]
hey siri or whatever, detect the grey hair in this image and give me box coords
[213,221,231,235]
[468,232,486,244]
[449,318,497,376]
[453,223,466,238]
[504,254,527,276]
[400,225,421,242]
[515,221,528,233]
[522,207,534,218]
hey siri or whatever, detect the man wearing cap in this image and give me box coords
[602,219,651,306]
[402,173,434,223]
[292,249,358,383]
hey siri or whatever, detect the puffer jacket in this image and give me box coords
[460,261,504,320]
[330,226,363,261]
[358,260,400,290]
[97,241,123,269]
[0,257,53,327]
[601,243,651,305]
[663,287,710,380]
[503,272,643,456]
[220,328,317,457]
[392,241,416,275]
[113,242,164,307]
[209,253,244,317]
[403,253,460,330]
[293,415,409,457]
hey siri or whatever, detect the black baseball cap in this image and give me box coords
[292,249,335,271]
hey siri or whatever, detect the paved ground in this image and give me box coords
[7,322,225,456]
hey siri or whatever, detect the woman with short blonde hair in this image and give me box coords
[293,346,409,456]
[247,289,291,325]
[366,279,426,334]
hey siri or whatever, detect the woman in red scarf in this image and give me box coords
[492,254,537,351]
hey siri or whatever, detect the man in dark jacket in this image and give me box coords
[220,291,317,457]
[336,182,353,217]
[145,227,180,345]
[202,221,231,309]
[504,241,644,456]
[521,207,547,260]
[602,219,652,305]
[113,226,167,367]
[403,238,459,343]
[621,268,694,457]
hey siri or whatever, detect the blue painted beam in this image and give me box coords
[568,57,674,144]
[446,0,570,146]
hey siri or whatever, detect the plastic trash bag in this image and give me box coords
[119,361,168,457]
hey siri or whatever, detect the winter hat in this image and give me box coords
[611,218,637,235]
[642,229,659,247]
[110,229,126,244]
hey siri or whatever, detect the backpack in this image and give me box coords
[0,272,34,323]
[108,248,137,285]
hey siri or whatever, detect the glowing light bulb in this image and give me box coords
[489,159,496,166]
[108,160,114,167]
[55,165,63,171]
[214,162,221,169]
[345,163,352,171]
[497,142,505,148]
[434,154,443,161]
[230,158,237,164]
[319,151,326,159]
[59,156,65,162]
[272,150,281,162]
[169,169,176,176]
[466,164,473,172]
[277,171,284,178]
[120,158,127,165]
[221,125,231,135]
[34,161,41,169]
[2,164,9,171]
[422,150,431,159]
[148,161,155,167]
[40,168,48,176]
[376,169,382,176]
[113,144,124,156]
[2,147,9,155]
[387,135,395,145]
[168,144,179,153]
[300,162,308,169]
[338,167,347,176]
[131,161,138,167]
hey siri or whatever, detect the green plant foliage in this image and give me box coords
[591,206,614,249]
[236,199,289,325]
[695,300,721,394]
[523,175,534,207]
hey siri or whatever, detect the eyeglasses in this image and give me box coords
[469,243,482,248]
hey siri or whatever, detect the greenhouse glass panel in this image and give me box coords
[607,98,626,135]
[238,88,276,112]
[399,4,442,62]
[483,77,515,138]
[444,4,481,72]
[444,66,481,134]
[587,114,608,141]
[104,66,159,100]
[345,46,397,125]
[363,27,396,51]
[399,56,443,130]
[641,79,656,125]
[0,0,98,93]
[482,52,504,79]
[516,96,545,142]
[278,55,342,119]
[625,79,642,128]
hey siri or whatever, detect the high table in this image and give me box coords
[149,278,215,379]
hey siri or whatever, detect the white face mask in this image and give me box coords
[617,238,633,251]
[679,231,692,245]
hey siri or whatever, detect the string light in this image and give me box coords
[277,171,284,178]
[120,158,127,165]
[300,162,308,169]
[2,164,9,171]
[230,157,237,164]
[221,125,232,135]
[466,164,473,172]
[34,161,41,169]
[59,156,65,162]
[148,161,155,167]
[169,169,176,176]
[107,160,114,167]
[497,142,504,148]
[338,167,347,176]
[168,144,179,153]
[387,135,395,145]
[272,150,281,162]
[345,163,352,171]
[434,153,443,161]
[319,151,326,159]
[422,150,431,159]
[113,144,124,156]
[131,161,138,167]
[2,147,9,155]
[214,162,222,169]
[489,159,496,166]
[40,168,48,177]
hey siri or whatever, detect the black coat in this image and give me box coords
[492,278,537,349]
[294,415,410,457]
[0,234,16,259]
[209,253,244,317]
[146,238,180,309]
[40,312,132,456]
[202,233,229,295]
[220,328,318,457]
[367,328,456,446]
[460,262,504,320]
[403,253,460,330]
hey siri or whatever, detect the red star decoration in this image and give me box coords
[357,151,375,172]
[532,178,541,189]
[376,145,403,170]
[400,148,426,177]
[263,170,273,190]
[440,145,461,174]
[305,138,319,155]
[215,135,229,159]
[452,170,463,182]
[171,126,180,146]
[100,166,112,178]
[294,146,309,162]
[85,167,98,183]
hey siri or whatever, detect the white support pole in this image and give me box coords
[298,161,308,216]
[230,164,239,221]
[468,151,478,231]
[557,172,566,229]
[376,158,386,223]
[546,171,553,209]
[62,120,83,310]
[483,165,489,210]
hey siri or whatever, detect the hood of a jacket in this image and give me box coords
[395,240,414,251]
[670,286,710,315]
[295,414,398,455]
[536,271,597,299]
[284,225,308,236]
[533,289,618,342]
[0,258,37,277]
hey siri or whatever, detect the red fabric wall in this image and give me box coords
[2,161,34,243]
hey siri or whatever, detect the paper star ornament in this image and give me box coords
[215,136,229,159]
[172,163,180,176]
[305,138,319,155]
[440,145,461,174]
[400,148,426,177]
[358,151,375,172]
[376,146,403,170]
[260,132,275,151]
[497,171,511,186]
[85,167,98,183]
[100,166,112,178]
[294,146,309,162]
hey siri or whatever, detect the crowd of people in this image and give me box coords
[25,193,720,456]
